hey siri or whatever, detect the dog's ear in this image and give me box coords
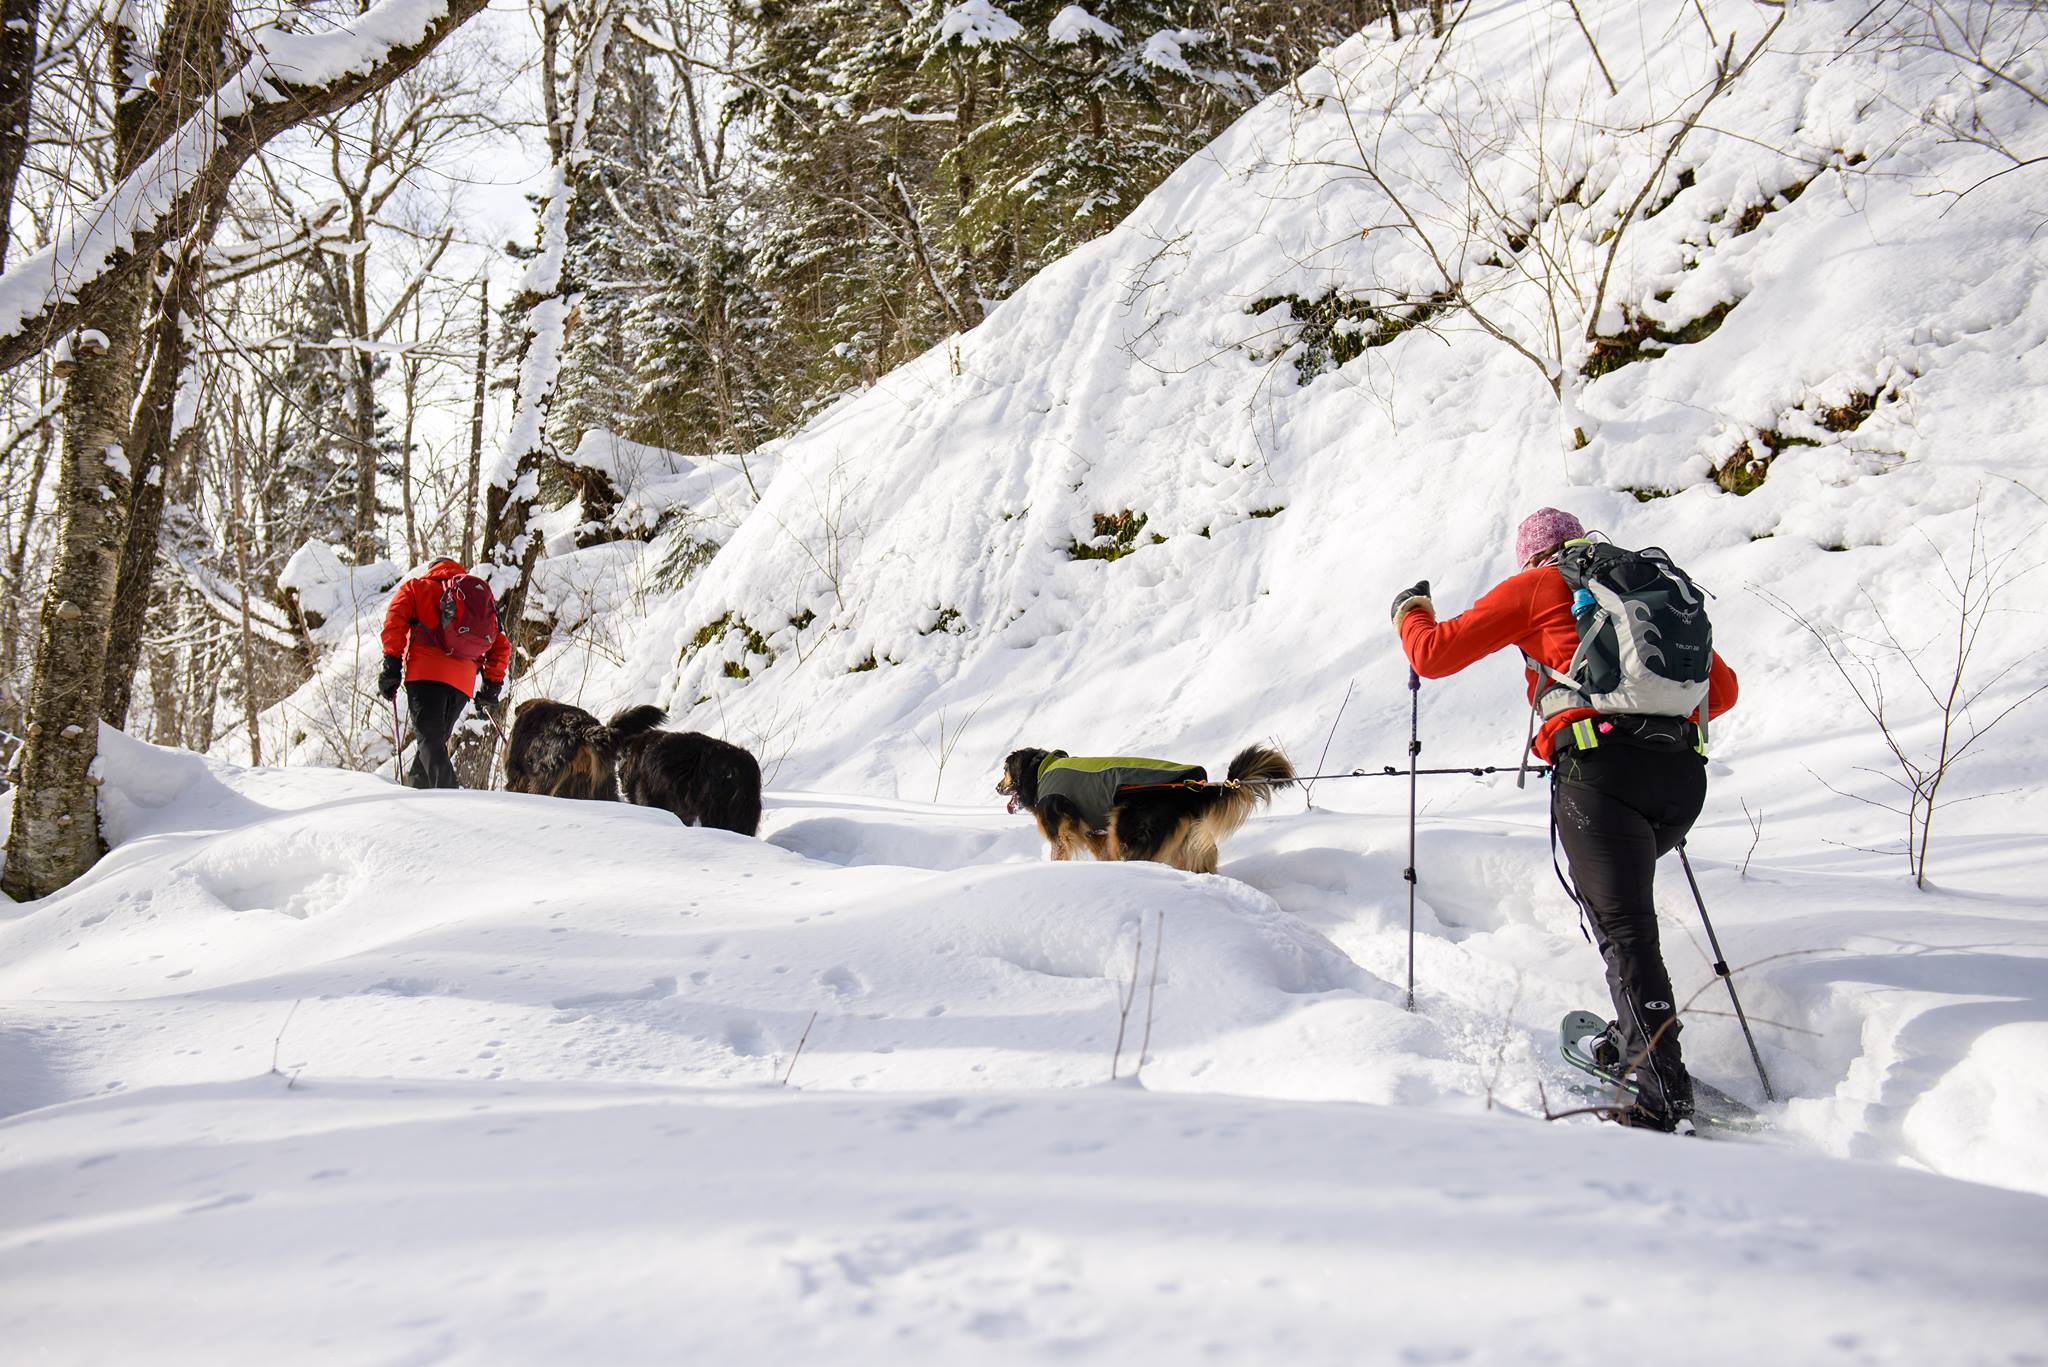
[514,697,547,720]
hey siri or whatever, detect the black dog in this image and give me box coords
[504,699,667,801]
[997,745,1294,873]
[617,730,763,837]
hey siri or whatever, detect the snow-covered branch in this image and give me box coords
[204,201,352,287]
[0,0,490,376]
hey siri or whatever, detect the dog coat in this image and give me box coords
[1036,754,1208,832]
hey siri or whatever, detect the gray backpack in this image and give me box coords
[1530,540,1713,743]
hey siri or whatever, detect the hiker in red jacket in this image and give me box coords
[1390,508,1738,1131]
[378,558,510,789]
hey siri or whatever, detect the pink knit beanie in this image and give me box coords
[1515,508,1584,567]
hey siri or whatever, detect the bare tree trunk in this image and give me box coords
[1,293,142,897]
[0,0,35,271]
[949,65,984,326]
[229,430,261,766]
[462,278,487,564]
[104,203,223,727]
[148,606,182,746]
[186,625,221,753]
[1,409,52,703]
[99,0,232,730]
[890,171,973,334]
[347,203,380,565]
[400,354,420,563]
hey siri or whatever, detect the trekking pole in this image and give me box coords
[389,696,404,785]
[1404,668,1419,1011]
[1676,841,1776,1102]
[482,704,512,789]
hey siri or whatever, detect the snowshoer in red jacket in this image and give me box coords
[1391,508,1738,1131]
[378,558,510,789]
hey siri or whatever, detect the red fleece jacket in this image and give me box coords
[1397,565,1737,762]
[379,559,510,698]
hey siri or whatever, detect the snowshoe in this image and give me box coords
[1559,1010,1766,1135]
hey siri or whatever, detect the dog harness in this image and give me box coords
[1035,754,1208,832]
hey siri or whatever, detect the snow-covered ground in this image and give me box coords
[3,736,2046,1363]
[8,0,2048,1359]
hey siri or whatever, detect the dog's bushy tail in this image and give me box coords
[585,705,668,802]
[1204,744,1295,841]
[1226,744,1295,798]
[606,705,668,744]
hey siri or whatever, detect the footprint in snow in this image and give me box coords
[818,965,864,998]
[550,976,677,1010]
[726,1020,769,1056]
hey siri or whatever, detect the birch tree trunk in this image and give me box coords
[1,406,52,708]
[103,200,224,728]
[229,430,262,766]
[98,0,233,728]
[347,194,381,564]
[401,353,421,563]
[462,278,487,564]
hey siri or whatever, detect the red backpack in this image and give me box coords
[415,574,501,662]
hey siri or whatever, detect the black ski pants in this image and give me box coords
[405,680,469,790]
[1551,740,1707,1118]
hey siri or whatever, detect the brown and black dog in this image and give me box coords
[504,699,668,801]
[997,745,1294,874]
[617,730,763,837]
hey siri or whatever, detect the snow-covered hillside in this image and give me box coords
[7,1,2048,1360]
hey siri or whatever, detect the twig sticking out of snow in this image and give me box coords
[269,998,303,1077]
[1110,922,1144,1081]
[1303,681,1354,812]
[781,1010,819,1086]
[1137,909,1166,1075]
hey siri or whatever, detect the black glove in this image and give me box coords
[475,678,503,711]
[1390,579,1432,627]
[377,655,403,701]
